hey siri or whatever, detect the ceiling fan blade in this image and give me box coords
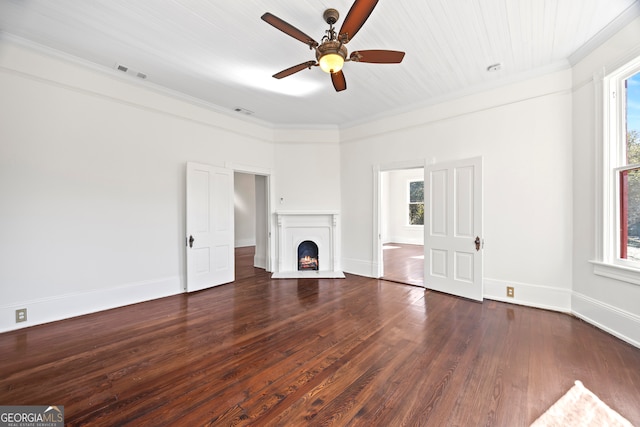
[338,0,379,43]
[261,13,318,47]
[350,50,405,64]
[331,70,347,92]
[273,61,317,79]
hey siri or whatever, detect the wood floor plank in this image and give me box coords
[1,249,639,425]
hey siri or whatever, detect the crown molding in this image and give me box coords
[568,2,640,66]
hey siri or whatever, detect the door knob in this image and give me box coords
[474,236,481,251]
[189,235,194,248]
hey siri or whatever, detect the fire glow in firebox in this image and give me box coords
[298,240,319,271]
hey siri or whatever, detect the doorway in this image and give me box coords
[378,166,425,287]
[374,157,484,299]
[234,171,270,280]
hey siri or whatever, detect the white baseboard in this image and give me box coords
[0,276,182,333]
[483,278,572,313]
[235,239,256,248]
[572,292,640,349]
[341,257,376,278]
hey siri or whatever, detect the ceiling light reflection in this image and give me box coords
[224,64,323,97]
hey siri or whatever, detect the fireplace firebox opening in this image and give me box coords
[298,240,319,271]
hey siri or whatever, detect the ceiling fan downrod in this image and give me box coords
[321,8,341,44]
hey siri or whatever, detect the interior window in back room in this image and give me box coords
[408,180,424,225]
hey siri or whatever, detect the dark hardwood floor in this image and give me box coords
[235,246,263,281]
[1,247,639,426]
[383,242,424,287]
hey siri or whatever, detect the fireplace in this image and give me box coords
[298,240,319,271]
[272,211,344,279]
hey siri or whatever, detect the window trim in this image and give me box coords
[592,54,640,285]
[591,260,640,286]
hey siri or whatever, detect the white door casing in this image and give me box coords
[186,162,235,292]
[424,157,483,301]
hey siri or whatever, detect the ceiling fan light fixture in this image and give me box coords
[319,52,344,73]
[316,40,348,74]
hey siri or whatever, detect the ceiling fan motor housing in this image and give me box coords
[323,8,339,25]
[316,40,347,60]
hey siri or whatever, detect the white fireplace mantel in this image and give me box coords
[272,211,345,279]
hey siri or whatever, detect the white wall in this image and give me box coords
[571,16,640,347]
[382,169,424,245]
[273,138,341,211]
[0,39,340,332]
[234,172,256,247]
[341,70,574,311]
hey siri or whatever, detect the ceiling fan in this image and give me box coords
[261,0,405,92]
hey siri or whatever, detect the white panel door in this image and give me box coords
[186,162,234,292]
[424,157,483,301]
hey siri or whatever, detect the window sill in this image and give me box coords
[590,260,640,286]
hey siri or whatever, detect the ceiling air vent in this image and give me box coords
[233,107,254,116]
[115,63,148,80]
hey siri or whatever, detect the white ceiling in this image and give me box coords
[1,0,639,128]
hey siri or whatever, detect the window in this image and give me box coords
[408,180,424,225]
[619,72,640,262]
[595,55,640,283]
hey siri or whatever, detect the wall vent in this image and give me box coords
[233,107,254,116]
[115,63,148,80]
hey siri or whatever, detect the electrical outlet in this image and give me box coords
[506,286,514,298]
[16,308,27,323]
